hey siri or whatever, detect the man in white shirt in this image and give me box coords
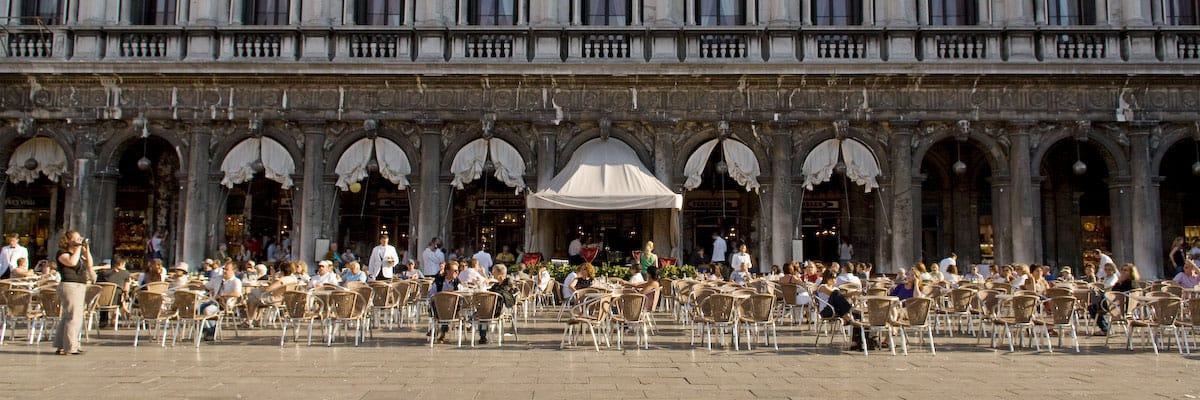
[835,264,862,287]
[711,232,728,266]
[568,235,583,265]
[939,253,957,275]
[0,234,29,279]
[1095,249,1115,279]
[729,244,751,275]
[561,270,578,300]
[457,261,486,287]
[309,260,340,288]
[367,234,399,281]
[473,244,493,276]
[628,264,645,284]
[420,238,445,277]
[202,263,243,340]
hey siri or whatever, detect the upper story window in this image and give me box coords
[812,0,863,25]
[468,0,517,25]
[929,0,978,25]
[245,0,291,25]
[357,0,404,25]
[131,0,178,25]
[21,0,63,25]
[1165,0,1200,25]
[1047,0,1097,25]
[697,0,745,25]
[583,0,631,25]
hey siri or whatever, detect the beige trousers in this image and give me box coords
[54,282,87,352]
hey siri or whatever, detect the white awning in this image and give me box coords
[801,138,880,193]
[527,138,682,210]
[334,137,412,190]
[681,138,762,192]
[220,137,296,189]
[449,138,527,193]
[7,137,67,184]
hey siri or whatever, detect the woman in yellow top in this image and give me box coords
[495,245,516,264]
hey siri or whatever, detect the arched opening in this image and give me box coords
[331,136,414,263]
[110,136,181,269]
[218,137,297,263]
[797,138,881,265]
[1039,139,1112,268]
[1157,139,1200,271]
[918,139,995,266]
[681,139,762,268]
[3,137,69,263]
[446,137,527,262]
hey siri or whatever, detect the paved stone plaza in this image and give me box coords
[1,315,1196,400]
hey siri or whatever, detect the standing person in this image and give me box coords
[711,232,728,269]
[638,241,659,279]
[1095,249,1115,280]
[0,233,28,279]
[420,238,445,277]
[324,242,344,268]
[939,253,958,278]
[729,243,753,276]
[473,244,494,276]
[567,235,583,265]
[1169,236,1187,276]
[148,231,164,260]
[55,230,92,355]
[838,238,853,265]
[367,234,399,281]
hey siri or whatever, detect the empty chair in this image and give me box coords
[894,297,936,355]
[1,289,43,345]
[279,291,324,347]
[171,290,220,347]
[1035,296,1080,353]
[694,293,739,350]
[611,293,649,350]
[132,291,174,347]
[990,295,1043,352]
[326,290,369,346]
[738,293,778,351]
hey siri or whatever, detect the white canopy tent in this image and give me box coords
[333,137,413,190]
[526,138,682,259]
[449,137,527,193]
[7,137,67,184]
[682,138,762,192]
[795,138,885,265]
[219,137,297,189]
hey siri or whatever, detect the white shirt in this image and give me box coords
[1096,254,1115,279]
[1190,246,1200,260]
[206,275,243,298]
[939,257,956,272]
[730,270,750,284]
[473,251,493,272]
[0,243,28,275]
[309,272,339,288]
[730,252,751,273]
[835,273,862,287]
[367,244,399,280]
[458,267,484,287]
[562,271,578,299]
[711,237,728,263]
[536,270,552,292]
[1010,274,1028,291]
[838,243,853,260]
[1102,273,1119,289]
[420,247,444,276]
[568,239,582,256]
[629,273,645,284]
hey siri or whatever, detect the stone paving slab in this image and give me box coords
[0,315,1198,400]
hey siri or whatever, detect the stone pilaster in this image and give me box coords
[92,169,119,263]
[1008,123,1036,264]
[889,121,916,269]
[911,175,924,262]
[1108,177,1133,268]
[533,123,557,191]
[295,122,326,269]
[182,127,212,272]
[990,175,1012,265]
[416,120,445,260]
[64,125,101,243]
[769,129,793,269]
[1129,125,1162,278]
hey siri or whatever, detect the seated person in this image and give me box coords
[200,262,243,340]
[244,261,303,328]
[138,259,167,288]
[962,265,985,283]
[889,272,920,301]
[399,261,424,280]
[1173,261,1200,289]
[165,263,191,293]
[834,264,861,287]
[36,260,61,286]
[309,260,340,288]
[340,261,368,283]
[815,269,869,351]
[96,255,133,327]
[628,264,646,284]
[8,257,34,279]
[730,263,751,285]
[476,264,517,344]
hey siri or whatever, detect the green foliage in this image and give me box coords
[535,262,699,282]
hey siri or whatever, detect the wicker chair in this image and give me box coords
[1102,291,1133,347]
[990,294,1044,352]
[326,290,369,346]
[1126,297,1184,354]
[936,288,977,336]
[142,281,169,294]
[170,290,220,347]
[35,287,61,345]
[561,294,611,351]
[279,290,325,347]
[429,292,466,348]
[369,282,400,331]
[81,284,104,341]
[1174,297,1200,354]
[850,297,901,356]
[611,293,649,350]
[132,291,174,347]
[1034,296,1080,353]
[737,293,778,351]
[470,291,515,347]
[694,293,739,350]
[91,282,124,333]
[1,289,43,345]
[895,297,935,355]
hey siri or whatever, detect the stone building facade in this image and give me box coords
[0,0,1197,279]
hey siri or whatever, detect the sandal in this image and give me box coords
[55,349,66,355]
[69,350,85,355]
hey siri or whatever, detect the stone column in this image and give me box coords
[416,120,445,252]
[1030,175,1046,263]
[651,125,677,259]
[64,127,100,241]
[1008,124,1036,264]
[990,175,1012,265]
[185,1,227,60]
[770,129,793,268]
[295,122,326,268]
[0,168,6,240]
[1128,126,1162,279]
[1122,0,1150,25]
[888,121,916,269]
[182,127,212,272]
[92,170,119,263]
[1108,177,1133,268]
[533,123,557,190]
[875,176,891,272]
[911,175,924,262]
[207,174,227,254]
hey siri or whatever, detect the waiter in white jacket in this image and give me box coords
[367,234,399,281]
[0,234,28,279]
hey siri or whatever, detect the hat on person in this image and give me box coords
[255,264,267,274]
[172,262,190,273]
[318,260,333,267]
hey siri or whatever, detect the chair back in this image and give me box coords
[370,282,394,307]
[392,281,413,305]
[1044,287,1073,299]
[780,283,799,306]
[328,291,365,319]
[903,297,933,326]
[345,281,368,290]
[431,292,463,322]
[0,281,9,306]
[1009,295,1040,323]
[521,252,542,265]
[692,287,718,306]
[837,283,862,294]
[864,297,898,326]
[353,286,373,308]
[614,293,646,323]
[37,287,61,318]
[1105,291,1130,318]
[173,290,202,319]
[1151,297,1182,325]
[1164,285,1184,298]
[1045,296,1077,325]
[471,291,501,319]
[143,281,169,294]
[738,293,775,323]
[732,288,758,298]
[187,281,207,291]
[977,290,1001,315]
[572,295,612,320]
[866,287,888,297]
[643,287,661,312]
[135,291,169,319]
[95,282,121,307]
[282,291,315,318]
[699,293,737,323]
[658,278,674,298]
[1071,288,1091,308]
[1188,298,1200,327]
[4,289,34,317]
[948,288,977,312]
